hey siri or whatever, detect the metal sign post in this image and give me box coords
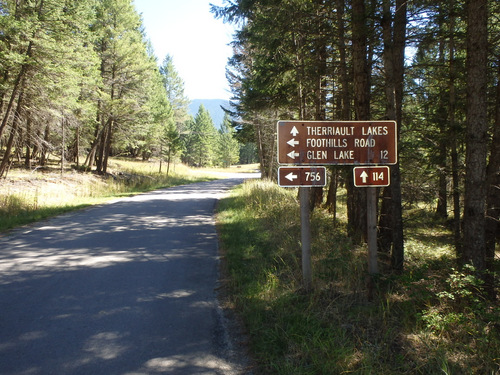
[299,187,312,290]
[366,187,378,275]
[353,166,391,275]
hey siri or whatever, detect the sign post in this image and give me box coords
[366,187,378,275]
[299,187,312,290]
[352,166,391,276]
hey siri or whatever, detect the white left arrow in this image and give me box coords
[287,138,299,147]
[287,151,299,159]
[285,172,298,182]
[360,171,368,183]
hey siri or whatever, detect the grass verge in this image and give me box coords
[216,179,499,374]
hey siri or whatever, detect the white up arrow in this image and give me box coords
[285,172,298,182]
[290,126,299,136]
[360,171,369,183]
[287,151,299,159]
[287,138,299,147]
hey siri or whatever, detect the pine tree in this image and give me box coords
[463,0,488,272]
[159,55,190,132]
[88,0,158,174]
[183,104,217,167]
[0,0,99,176]
[216,113,240,167]
[161,121,182,176]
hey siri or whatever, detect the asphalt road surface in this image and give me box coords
[0,174,258,375]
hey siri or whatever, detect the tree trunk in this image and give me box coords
[25,117,32,169]
[389,0,406,271]
[324,0,350,219]
[463,0,488,271]
[436,15,449,220]
[485,60,500,296]
[350,0,370,242]
[336,0,350,121]
[40,124,50,166]
[448,0,462,256]
[0,43,32,140]
[102,118,113,174]
[75,125,80,166]
[378,0,406,271]
[95,118,111,174]
[0,0,45,139]
[0,90,25,177]
[436,138,448,218]
[60,117,65,174]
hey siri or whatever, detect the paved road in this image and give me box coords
[0,175,257,375]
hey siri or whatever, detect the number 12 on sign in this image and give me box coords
[353,166,391,187]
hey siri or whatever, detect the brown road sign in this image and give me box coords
[278,166,327,187]
[353,166,391,187]
[277,121,397,165]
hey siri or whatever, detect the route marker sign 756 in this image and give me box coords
[278,166,327,188]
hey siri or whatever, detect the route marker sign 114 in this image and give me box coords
[278,121,397,165]
[353,166,390,187]
[278,166,327,187]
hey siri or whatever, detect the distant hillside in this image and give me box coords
[188,99,231,128]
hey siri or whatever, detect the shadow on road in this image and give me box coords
[0,177,255,375]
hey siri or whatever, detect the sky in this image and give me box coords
[133,0,235,100]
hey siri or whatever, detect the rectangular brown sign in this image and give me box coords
[353,166,390,187]
[277,121,397,165]
[278,166,327,187]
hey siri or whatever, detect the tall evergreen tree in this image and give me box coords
[0,0,99,176]
[216,113,240,167]
[183,104,217,167]
[87,0,157,174]
[159,54,190,132]
[463,0,488,272]
[160,121,182,176]
[379,0,407,270]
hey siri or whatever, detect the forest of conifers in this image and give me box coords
[0,0,241,179]
[0,0,498,285]
[212,0,499,286]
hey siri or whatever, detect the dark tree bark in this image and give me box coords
[389,0,406,271]
[336,0,351,122]
[463,0,488,271]
[349,0,370,243]
[485,60,500,296]
[38,125,50,166]
[447,1,462,256]
[24,117,32,169]
[378,0,406,270]
[0,90,25,177]
[324,0,350,217]
[435,7,449,222]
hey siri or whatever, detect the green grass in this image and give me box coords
[0,158,237,233]
[216,179,500,374]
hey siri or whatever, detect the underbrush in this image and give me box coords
[216,179,499,374]
[0,159,218,232]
